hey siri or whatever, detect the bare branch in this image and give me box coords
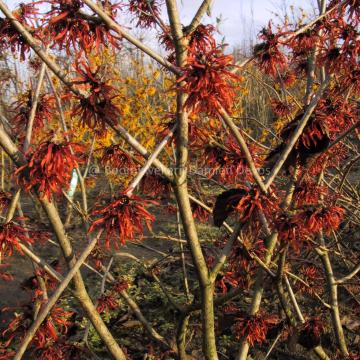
[186,0,214,35]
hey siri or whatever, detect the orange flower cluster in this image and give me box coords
[233,312,278,346]
[96,293,119,314]
[299,205,345,235]
[254,22,288,77]
[101,145,138,172]
[293,181,329,207]
[72,62,121,129]
[276,205,345,251]
[128,0,162,28]
[202,136,260,183]
[178,45,240,115]
[89,194,155,248]
[41,0,121,54]
[11,91,54,140]
[16,140,85,200]
[0,4,39,60]
[271,99,294,118]
[213,187,278,227]
[33,307,74,349]
[0,222,34,258]
[140,172,172,198]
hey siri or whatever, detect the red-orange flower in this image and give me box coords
[187,24,216,53]
[96,293,118,314]
[178,44,240,115]
[89,194,156,248]
[293,181,329,207]
[72,62,121,129]
[0,4,39,60]
[271,99,294,118]
[0,222,34,258]
[298,205,345,235]
[11,91,54,140]
[233,312,278,346]
[101,145,138,173]
[213,187,278,227]
[41,0,121,54]
[128,0,162,28]
[254,22,288,77]
[234,187,278,222]
[33,306,74,349]
[140,172,172,198]
[201,136,259,183]
[16,139,85,200]
[294,265,324,297]
[275,213,310,253]
[315,93,356,136]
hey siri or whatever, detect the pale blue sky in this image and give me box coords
[3,0,317,46]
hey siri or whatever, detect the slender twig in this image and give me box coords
[336,263,360,285]
[185,0,214,35]
[81,0,181,75]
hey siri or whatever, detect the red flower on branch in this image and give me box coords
[297,205,345,235]
[275,213,309,253]
[233,312,278,346]
[254,22,288,77]
[315,92,356,136]
[0,4,39,60]
[288,29,319,54]
[140,172,172,198]
[11,91,54,140]
[191,202,210,223]
[35,342,89,360]
[96,293,118,314]
[0,222,34,258]
[72,61,121,129]
[293,181,329,207]
[178,44,240,115]
[41,0,121,54]
[16,139,85,200]
[33,306,74,349]
[101,145,138,173]
[307,142,348,176]
[294,265,325,297]
[317,19,358,73]
[213,187,278,227]
[271,99,294,118]
[215,238,266,293]
[89,194,156,248]
[128,0,162,28]
[234,187,278,222]
[201,136,260,183]
[187,24,217,53]
[339,65,360,94]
